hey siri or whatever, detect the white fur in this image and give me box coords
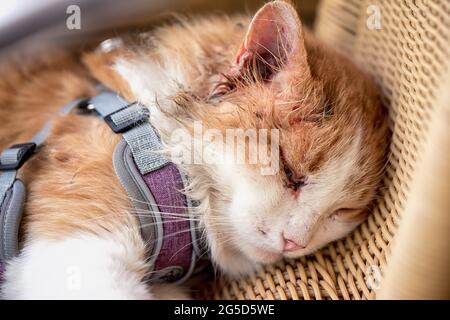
[2,230,152,299]
[114,56,187,137]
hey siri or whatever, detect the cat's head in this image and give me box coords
[97,0,388,277]
[183,1,388,275]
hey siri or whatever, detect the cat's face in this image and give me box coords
[190,2,388,275]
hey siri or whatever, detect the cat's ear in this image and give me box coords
[232,1,310,82]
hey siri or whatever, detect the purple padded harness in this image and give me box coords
[143,163,194,281]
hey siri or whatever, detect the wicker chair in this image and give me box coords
[201,0,450,300]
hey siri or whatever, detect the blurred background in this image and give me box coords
[0,0,319,58]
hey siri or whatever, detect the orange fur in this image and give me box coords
[0,53,137,243]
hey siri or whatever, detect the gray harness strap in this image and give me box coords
[89,92,170,174]
[89,93,171,270]
[88,93,200,283]
[0,99,83,262]
[0,94,166,262]
[87,93,168,254]
[0,91,205,284]
[0,92,168,261]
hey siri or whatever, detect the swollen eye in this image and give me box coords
[284,166,306,191]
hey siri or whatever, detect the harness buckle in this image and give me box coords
[0,143,37,171]
[104,103,150,133]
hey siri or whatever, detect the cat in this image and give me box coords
[0,1,388,299]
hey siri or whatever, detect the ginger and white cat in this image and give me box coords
[0,1,387,299]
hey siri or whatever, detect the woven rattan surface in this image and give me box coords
[199,0,450,300]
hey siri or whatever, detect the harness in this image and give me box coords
[0,91,207,284]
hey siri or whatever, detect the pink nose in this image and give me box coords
[282,235,305,252]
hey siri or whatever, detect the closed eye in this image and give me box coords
[332,208,367,222]
[283,165,307,191]
[209,74,237,100]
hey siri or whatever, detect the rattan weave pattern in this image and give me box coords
[201,0,450,300]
